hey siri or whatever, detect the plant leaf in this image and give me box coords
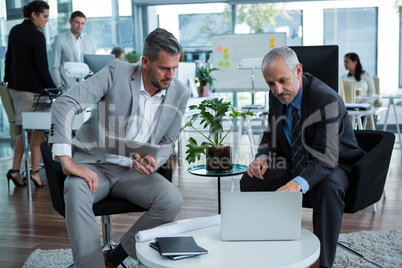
[185,138,211,164]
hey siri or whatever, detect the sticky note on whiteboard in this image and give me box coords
[219,62,224,67]
[270,39,275,44]
[223,48,229,54]
[217,46,222,51]
[225,62,230,67]
[224,54,229,59]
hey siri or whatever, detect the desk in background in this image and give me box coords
[348,107,387,130]
[22,111,90,199]
[355,94,380,104]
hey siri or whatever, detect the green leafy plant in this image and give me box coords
[125,50,142,63]
[180,98,255,164]
[196,61,219,86]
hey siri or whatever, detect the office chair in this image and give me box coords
[341,79,356,103]
[40,141,172,267]
[0,85,21,143]
[369,76,382,128]
[303,130,395,267]
[338,77,346,102]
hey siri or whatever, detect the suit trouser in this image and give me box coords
[240,165,349,268]
[64,163,183,268]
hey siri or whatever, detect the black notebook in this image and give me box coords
[154,236,208,256]
[149,242,198,260]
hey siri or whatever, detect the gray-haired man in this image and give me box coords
[241,47,365,267]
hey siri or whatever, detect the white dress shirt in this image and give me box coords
[69,31,84,62]
[52,73,166,167]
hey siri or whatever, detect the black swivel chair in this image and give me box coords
[302,130,395,267]
[40,141,173,266]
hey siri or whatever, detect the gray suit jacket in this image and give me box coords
[49,60,191,169]
[51,31,95,89]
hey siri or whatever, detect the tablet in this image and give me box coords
[105,135,171,159]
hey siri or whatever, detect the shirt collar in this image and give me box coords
[69,30,82,41]
[140,73,166,98]
[289,86,303,110]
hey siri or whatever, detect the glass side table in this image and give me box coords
[188,164,248,213]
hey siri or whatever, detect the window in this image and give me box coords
[179,13,231,48]
[399,8,402,88]
[5,0,29,20]
[324,7,378,78]
[83,16,133,53]
[266,10,303,46]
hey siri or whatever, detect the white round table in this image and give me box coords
[136,223,320,268]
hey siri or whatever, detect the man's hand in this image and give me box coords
[58,155,99,193]
[246,156,270,180]
[276,180,302,192]
[131,154,158,175]
[0,81,7,86]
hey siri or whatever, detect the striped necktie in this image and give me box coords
[290,105,305,177]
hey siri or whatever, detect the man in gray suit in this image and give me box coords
[51,11,95,90]
[49,28,190,268]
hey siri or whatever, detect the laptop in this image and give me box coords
[220,192,302,241]
[345,103,372,111]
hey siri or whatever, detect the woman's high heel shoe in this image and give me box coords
[30,170,46,187]
[6,169,26,190]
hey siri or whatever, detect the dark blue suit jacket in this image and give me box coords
[257,74,365,188]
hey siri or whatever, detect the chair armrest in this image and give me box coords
[40,141,67,217]
[344,131,395,213]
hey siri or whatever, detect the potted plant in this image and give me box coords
[125,50,142,63]
[180,98,255,172]
[196,61,219,97]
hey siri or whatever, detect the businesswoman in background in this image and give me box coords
[1,1,56,188]
[342,52,375,102]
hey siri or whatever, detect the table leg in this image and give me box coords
[391,98,402,150]
[357,116,363,130]
[383,97,402,150]
[23,129,31,199]
[235,117,243,162]
[369,115,376,130]
[177,133,181,167]
[217,176,221,214]
[362,116,368,129]
[351,116,357,130]
[382,98,392,131]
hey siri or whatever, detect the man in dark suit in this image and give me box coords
[240,47,365,267]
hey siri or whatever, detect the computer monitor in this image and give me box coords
[289,45,339,92]
[83,54,115,75]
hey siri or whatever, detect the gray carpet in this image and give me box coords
[334,229,402,267]
[23,230,402,268]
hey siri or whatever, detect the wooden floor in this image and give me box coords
[0,135,401,268]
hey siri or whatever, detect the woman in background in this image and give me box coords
[342,52,375,102]
[1,1,56,188]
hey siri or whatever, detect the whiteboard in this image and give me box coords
[211,33,286,92]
